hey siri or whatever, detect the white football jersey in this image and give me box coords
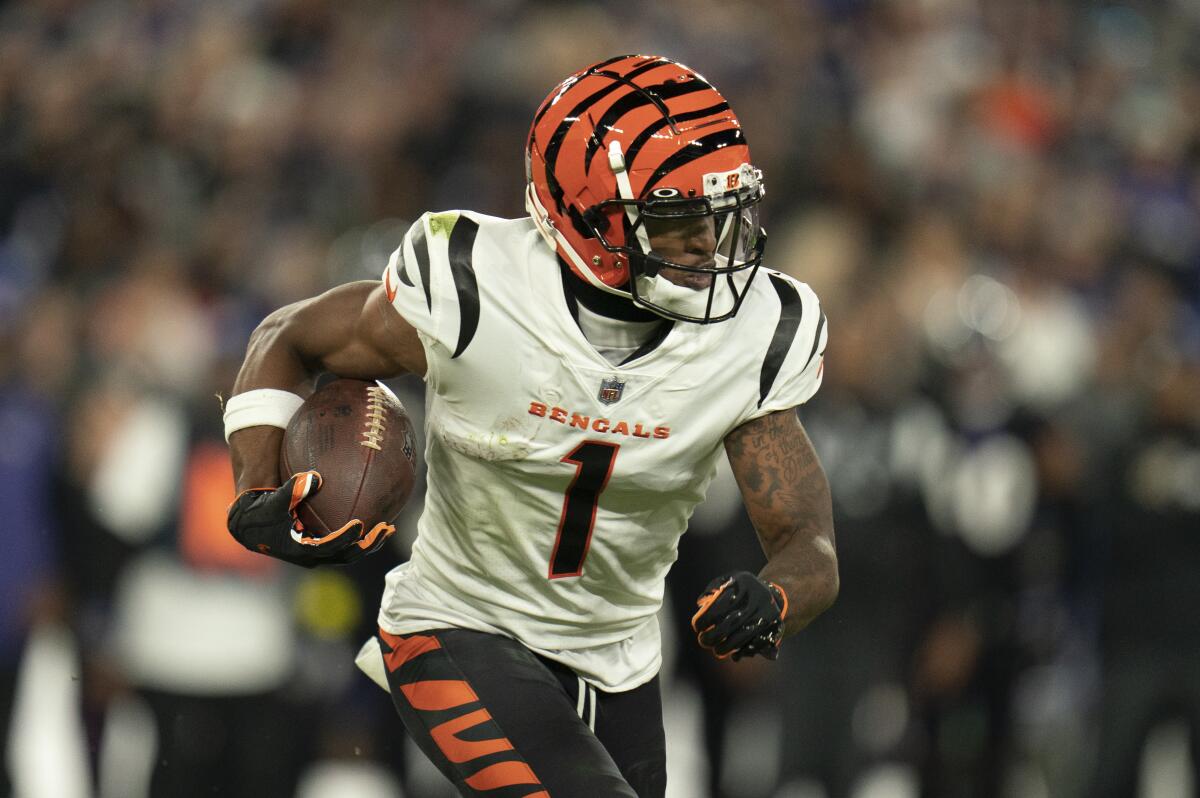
[377,210,826,691]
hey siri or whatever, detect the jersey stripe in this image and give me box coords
[582,78,714,174]
[619,102,730,175]
[640,127,745,194]
[619,321,673,365]
[758,274,804,407]
[804,312,827,370]
[447,217,481,359]
[396,223,416,287]
[411,220,432,311]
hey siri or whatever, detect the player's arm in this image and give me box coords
[223,281,423,566]
[727,408,838,633]
[692,408,838,659]
[229,280,424,492]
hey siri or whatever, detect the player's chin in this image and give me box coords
[658,267,714,291]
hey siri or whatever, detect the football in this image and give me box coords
[280,378,418,541]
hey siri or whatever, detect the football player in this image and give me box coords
[224,55,838,798]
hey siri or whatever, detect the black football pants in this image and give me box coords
[378,628,666,798]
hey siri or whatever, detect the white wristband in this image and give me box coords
[223,389,305,442]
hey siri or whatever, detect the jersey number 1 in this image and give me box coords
[549,440,619,578]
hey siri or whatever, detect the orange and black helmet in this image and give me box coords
[525,54,766,323]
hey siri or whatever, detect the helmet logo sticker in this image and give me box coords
[598,377,626,405]
[703,164,759,197]
[651,188,681,198]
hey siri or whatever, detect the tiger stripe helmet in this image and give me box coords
[525,54,767,323]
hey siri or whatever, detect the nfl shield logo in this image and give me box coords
[598,377,625,405]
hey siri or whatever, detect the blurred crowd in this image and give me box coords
[2,0,1199,796]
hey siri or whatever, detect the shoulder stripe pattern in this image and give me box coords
[447,217,480,359]
[805,312,827,370]
[759,274,804,408]
[411,220,432,310]
[396,228,415,287]
[619,321,673,366]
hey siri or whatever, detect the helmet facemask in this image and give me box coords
[591,161,767,324]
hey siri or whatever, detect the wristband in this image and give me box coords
[223,389,305,442]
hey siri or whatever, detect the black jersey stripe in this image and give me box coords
[532,54,639,127]
[641,127,745,195]
[581,79,713,174]
[396,252,414,287]
[396,221,419,287]
[543,60,671,211]
[558,266,672,363]
[759,274,804,407]
[619,102,730,176]
[411,220,432,311]
[447,217,481,359]
[804,312,827,370]
[619,320,673,365]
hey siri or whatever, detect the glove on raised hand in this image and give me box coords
[226,471,394,567]
[692,571,789,661]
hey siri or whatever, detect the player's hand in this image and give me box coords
[226,471,394,567]
[692,571,789,661]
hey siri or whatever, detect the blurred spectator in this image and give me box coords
[0,294,68,796]
[1088,317,1200,795]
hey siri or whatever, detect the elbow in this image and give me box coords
[821,560,840,614]
[816,531,840,614]
[249,305,292,348]
[246,303,307,363]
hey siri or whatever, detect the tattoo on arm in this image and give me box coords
[725,409,838,633]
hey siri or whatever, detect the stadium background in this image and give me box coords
[2,0,1199,796]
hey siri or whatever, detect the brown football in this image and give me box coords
[280,379,418,541]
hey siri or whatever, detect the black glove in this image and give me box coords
[691,571,789,661]
[226,471,394,567]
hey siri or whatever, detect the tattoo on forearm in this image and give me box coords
[725,409,838,632]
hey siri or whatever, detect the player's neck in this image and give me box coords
[559,264,661,323]
[559,265,670,365]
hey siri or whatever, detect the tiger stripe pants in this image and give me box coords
[378,628,666,798]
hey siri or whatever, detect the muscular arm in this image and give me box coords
[724,408,839,636]
[229,280,425,492]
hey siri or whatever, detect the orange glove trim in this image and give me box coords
[691,577,739,660]
[357,522,396,551]
[297,518,363,547]
[690,576,734,634]
[287,471,322,512]
[768,581,790,621]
